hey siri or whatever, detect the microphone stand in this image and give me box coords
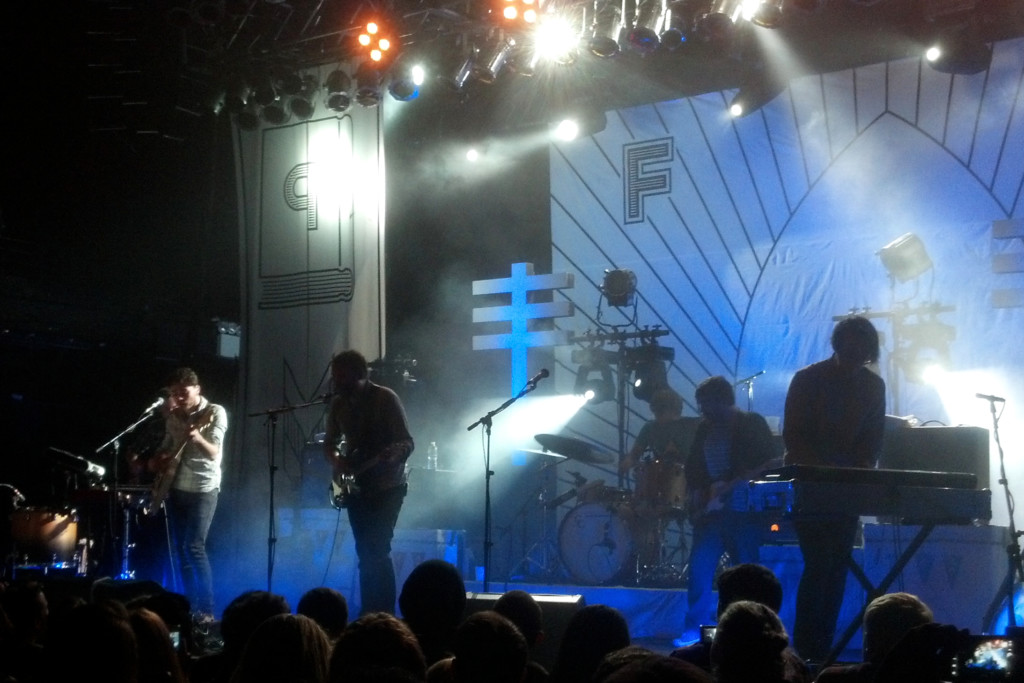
[248,395,329,592]
[467,378,542,591]
[95,409,159,579]
[734,370,766,412]
[982,396,1024,631]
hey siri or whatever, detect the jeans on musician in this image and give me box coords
[792,515,859,662]
[346,484,406,615]
[168,488,218,618]
[685,512,762,630]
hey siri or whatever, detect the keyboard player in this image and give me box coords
[783,316,886,664]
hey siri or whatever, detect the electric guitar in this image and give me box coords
[328,443,405,509]
[147,410,215,514]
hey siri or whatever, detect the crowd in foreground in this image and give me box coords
[0,559,1007,683]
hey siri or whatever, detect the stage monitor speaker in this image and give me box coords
[464,592,585,672]
[880,424,989,489]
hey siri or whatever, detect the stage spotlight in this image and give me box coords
[698,0,743,47]
[358,20,398,64]
[534,14,580,65]
[324,69,352,112]
[750,0,784,28]
[251,74,278,107]
[629,345,673,401]
[443,42,477,91]
[355,62,383,107]
[236,103,260,131]
[497,0,540,25]
[878,233,933,283]
[897,321,955,384]
[601,268,637,307]
[474,33,517,83]
[925,32,992,75]
[574,364,616,404]
[628,0,666,54]
[552,109,607,141]
[589,0,623,57]
[261,100,290,125]
[223,77,251,114]
[729,78,786,117]
[288,74,318,120]
[660,0,709,50]
[388,61,425,101]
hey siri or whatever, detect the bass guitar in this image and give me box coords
[147,410,215,514]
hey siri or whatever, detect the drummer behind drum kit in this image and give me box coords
[529,434,688,587]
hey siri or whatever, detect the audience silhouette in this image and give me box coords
[231,612,331,683]
[330,611,427,683]
[398,559,467,666]
[298,586,349,641]
[0,561,1006,683]
[550,604,631,683]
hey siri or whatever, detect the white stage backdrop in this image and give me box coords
[226,71,385,593]
[552,39,1024,524]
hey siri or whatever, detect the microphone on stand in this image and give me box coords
[975,392,1006,403]
[142,397,165,414]
[527,369,550,387]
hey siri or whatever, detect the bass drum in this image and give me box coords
[558,503,635,585]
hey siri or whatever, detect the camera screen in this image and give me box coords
[700,625,717,644]
[958,637,1014,680]
[169,630,181,649]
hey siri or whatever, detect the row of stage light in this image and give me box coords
[223,0,993,130]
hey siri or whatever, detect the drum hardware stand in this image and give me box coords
[468,370,548,591]
[509,478,566,582]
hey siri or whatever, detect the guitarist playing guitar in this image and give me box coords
[680,375,778,640]
[324,350,414,615]
[151,367,228,625]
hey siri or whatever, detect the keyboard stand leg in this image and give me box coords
[824,523,935,666]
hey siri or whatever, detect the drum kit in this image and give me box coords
[2,448,155,580]
[525,434,689,587]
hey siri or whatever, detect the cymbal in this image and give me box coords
[518,449,567,460]
[533,434,615,465]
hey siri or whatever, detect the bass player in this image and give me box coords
[324,349,414,615]
[150,367,227,625]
